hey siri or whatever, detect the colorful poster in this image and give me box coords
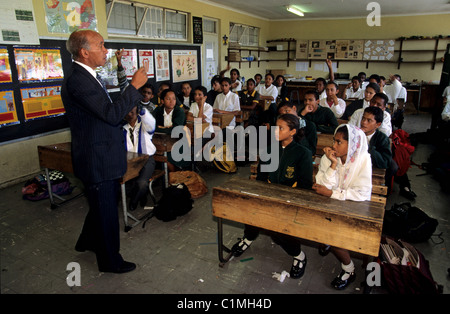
[14,47,64,82]
[0,47,12,83]
[95,48,137,91]
[0,90,19,127]
[0,0,39,45]
[21,85,64,121]
[44,0,97,34]
[171,50,198,83]
[139,50,155,78]
[335,40,364,60]
[155,50,170,82]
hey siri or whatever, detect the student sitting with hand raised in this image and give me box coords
[231,114,313,280]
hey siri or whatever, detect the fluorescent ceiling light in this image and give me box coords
[286,6,304,17]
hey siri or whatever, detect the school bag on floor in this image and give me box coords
[169,170,208,199]
[379,237,442,294]
[22,170,73,201]
[153,183,193,222]
[382,202,439,243]
[210,143,237,173]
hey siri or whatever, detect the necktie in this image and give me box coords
[129,127,135,146]
[96,73,112,102]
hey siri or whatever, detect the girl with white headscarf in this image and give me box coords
[313,124,372,290]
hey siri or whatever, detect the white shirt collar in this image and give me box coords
[74,61,97,79]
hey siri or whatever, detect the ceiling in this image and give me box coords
[198,0,450,20]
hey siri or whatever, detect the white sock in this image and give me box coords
[242,238,253,246]
[340,261,355,280]
[293,251,306,267]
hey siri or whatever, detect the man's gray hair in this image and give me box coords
[66,30,91,60]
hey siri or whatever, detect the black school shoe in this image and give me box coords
[231,238,252,257]
[100,261,136,274]
[290,255,307,279]
[331,270,356,290]
[399,187,417,200]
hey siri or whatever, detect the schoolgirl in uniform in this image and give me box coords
[313,124,372,290]
[231,114,313,279]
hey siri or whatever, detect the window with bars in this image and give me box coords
[229,23,259,46]
[106,0,187,40]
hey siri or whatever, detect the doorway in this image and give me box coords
[202,18,219,91]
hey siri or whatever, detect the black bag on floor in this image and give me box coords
[382,202,438,243]
[153,183,193,222]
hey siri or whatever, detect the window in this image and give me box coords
[229,23,259,47]
[106,0,187,41]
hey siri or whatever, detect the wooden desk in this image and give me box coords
[212,113,235,128]
[38,142,153,230]
[315,133,334,156]
[212,177,385,265]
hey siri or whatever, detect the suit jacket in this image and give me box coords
[61,62,142,184]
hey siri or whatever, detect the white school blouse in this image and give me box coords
[257,84,278,103]
[315,154,372,201]
[213,92,241,127]
[345,87,364,100]
[189,102,214,133]
[319,97,347,118]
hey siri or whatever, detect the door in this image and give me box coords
[202,18,219,90]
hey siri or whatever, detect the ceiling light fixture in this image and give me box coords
[286,5,304,17]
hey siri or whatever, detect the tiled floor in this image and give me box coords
[1,112,449,295]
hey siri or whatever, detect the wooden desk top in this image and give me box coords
[152,133,179,152]
[212,177,385,256]
[212,113,235,128]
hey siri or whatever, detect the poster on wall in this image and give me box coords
[20,85,65,121]
[0,47,12,84]
[295,40,308,60]
[155,50,170,82]
[0,90,19,127]
[192,16,203,44]
[139,50,155,78]
[44,0,97,34]
[335,40,364,60]
[308,40,336,60]
[363,40,395,61]
[95,48,137,91]
[0,0,39,45]
[14,47,64,82]
[171,50,198,83]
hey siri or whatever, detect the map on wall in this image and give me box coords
[44,0,97,34]
[335,40,364,60]
[171,50,198,83]
[363,40,395,61]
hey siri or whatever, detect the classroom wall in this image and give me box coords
[267,14,450,83]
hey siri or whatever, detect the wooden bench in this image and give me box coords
[212,177,385,265]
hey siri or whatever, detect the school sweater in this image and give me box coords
[299,118,318,157]
[152,105,186,134]
[257,141,313,189]
[302,106,338,134]
[367,129,392,169]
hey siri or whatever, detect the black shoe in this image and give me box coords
[231,238,252,257]
[319,244,331,256]
[100,261,136,274]
[399,187,416,200]
[290,255,307,279]
[331,270,356,290]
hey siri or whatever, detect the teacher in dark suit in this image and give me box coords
[61,30,147,273]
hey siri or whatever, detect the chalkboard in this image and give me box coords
[0,38,201,143]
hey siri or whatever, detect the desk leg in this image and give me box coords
[44,168,54,206]
[44,168,84,210]
[121,182,155,232]
[217,217,233,267]
[164,152,169,188]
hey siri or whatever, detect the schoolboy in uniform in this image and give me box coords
[360,106,392,169]
[206,75,222,106]
[213,77,241,129]
[177,82,195,110]
[239,78,261,127]
[300,90,338,134]
[344,76,364,100]
[341,82,380,121]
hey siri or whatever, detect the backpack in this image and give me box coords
[392,129,415,177]
[169,171,208,199]
[382,202,439,243]
[379,237,442,294]
[210,143,237,173]
[153,183,193,222]
[22,170,73,201]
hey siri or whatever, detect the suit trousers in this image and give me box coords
[76,179,124,271]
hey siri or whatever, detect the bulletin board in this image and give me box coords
[363,39,395,61]
[0,38,201,143]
